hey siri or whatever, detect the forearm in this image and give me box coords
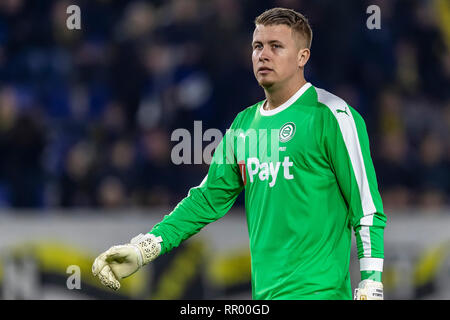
[150,186,223,255]
[354,217,385,281]
[150,170,243,255]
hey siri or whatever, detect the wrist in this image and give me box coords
[361,270,382,282]
[359,257,383,282]
[130,244,144,267]
[130,233,163,265]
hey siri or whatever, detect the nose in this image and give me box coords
[258,46,270,62]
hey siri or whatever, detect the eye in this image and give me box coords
[272,44,281,49]
[253,43,262,50]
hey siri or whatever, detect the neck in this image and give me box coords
[264,76,307,110]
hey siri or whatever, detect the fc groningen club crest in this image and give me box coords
[279,122,296,143]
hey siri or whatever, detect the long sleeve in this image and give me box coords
[149,116,245,255]
[322,103,387,279]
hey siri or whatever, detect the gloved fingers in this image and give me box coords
[98,264,121,290]
[92,252,108,276]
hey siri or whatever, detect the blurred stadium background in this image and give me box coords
[0,0,448,299]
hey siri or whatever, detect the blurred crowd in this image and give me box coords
[0,0,448,212]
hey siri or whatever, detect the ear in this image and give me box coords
[297,48,310,69]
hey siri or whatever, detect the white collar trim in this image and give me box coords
[259,82,312,116]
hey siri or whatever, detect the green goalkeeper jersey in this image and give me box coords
[150,82,386,300]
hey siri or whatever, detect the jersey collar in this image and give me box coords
[259,82,312,116]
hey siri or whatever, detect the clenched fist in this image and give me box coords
[92,233,162,290]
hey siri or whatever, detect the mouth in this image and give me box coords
[257,67,273,73]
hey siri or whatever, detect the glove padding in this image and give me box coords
[354,279,384,300]
[92,233,162,290]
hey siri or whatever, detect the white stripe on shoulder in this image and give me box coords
[315,87,376,217]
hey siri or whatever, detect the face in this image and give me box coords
[252,24,308,89]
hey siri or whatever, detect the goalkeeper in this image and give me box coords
[92,7,386,300]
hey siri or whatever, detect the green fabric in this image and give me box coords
[150,84,386,299]
[361,271,382,282]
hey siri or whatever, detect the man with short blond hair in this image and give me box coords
[93,7,386,300]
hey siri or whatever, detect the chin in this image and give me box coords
[257,76,276,88]
[258,79,276,89]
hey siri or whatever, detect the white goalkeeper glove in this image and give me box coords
[92,233,162,290]
[354,279,384,300]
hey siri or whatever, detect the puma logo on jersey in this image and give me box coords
[242,156,294,187]
[336,107,349,116]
